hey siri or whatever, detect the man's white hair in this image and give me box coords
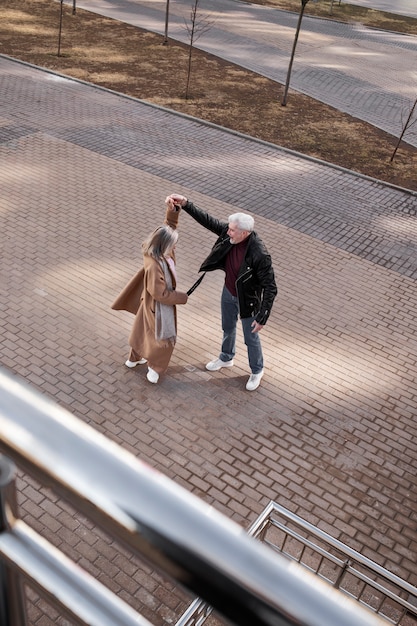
[228,212,254,232]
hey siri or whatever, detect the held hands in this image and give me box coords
[165,194,188,211]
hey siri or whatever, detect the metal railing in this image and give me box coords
[0,367,390,626]
[177,501,417,626]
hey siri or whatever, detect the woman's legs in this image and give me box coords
[125,348,147,367]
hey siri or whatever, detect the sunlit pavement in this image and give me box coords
[345,0,417,19]
[1,54,416,623]
[67,0,417,148]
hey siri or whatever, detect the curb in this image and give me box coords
[2,53,416,199]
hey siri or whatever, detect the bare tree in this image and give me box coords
[57,0,76,57]
[57,0,65,56]
[390,97,417,163]
[282,0,311,106]
[163,0,170,45]
[183,0,214,100]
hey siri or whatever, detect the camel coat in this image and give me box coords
[111,209,187,374]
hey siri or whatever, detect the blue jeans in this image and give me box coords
[219,286,264,374]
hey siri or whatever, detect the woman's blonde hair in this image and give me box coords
[142,225,178,260]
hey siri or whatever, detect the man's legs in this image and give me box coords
[206,286,237,371]
[220,286,239,361]
[241,317,264,375]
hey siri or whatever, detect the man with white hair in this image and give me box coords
[166,194,277,391]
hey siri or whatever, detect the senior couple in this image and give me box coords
[112,194,277,391]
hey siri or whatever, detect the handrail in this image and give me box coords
[256,502,417,621]
[264,502,417,598]
[177,501,417,626]
[0,368,388,626]
[0,456,28,626]
[0,486,152,626]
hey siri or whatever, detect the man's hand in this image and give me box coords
[165,194,188,209]
[251,320,264,333]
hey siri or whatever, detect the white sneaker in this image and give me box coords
[246,370,264,391]
[146,367,159,384]
[125,358,147,368]
[206,358,234,371]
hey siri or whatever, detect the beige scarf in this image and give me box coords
[155,259,176,346]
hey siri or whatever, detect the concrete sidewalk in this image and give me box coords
[68,0,417,147]
[1,55,417,624]
[345,0,417,18]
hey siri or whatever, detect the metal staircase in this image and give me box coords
[176,501,417,626]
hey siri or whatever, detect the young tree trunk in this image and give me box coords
[183,0,213,100]
[390,98,417,163]
[185,2,197,100]
[281,0,310,106]
[163,0,170,45]
[57,0,64,56]
[185,31,195,99]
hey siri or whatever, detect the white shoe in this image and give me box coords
[206,358,234,371]
[246,370,264,391]
[146,367,159,384]
[125,358,147,368]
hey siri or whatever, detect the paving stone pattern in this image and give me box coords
[1,56,417,625]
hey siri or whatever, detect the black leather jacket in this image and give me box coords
[182,201,277,325]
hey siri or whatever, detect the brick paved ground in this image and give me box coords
[1,56,417,624]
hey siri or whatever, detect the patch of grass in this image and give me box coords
[1,0,416,191]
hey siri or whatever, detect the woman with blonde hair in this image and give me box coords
[112,205,188,384]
